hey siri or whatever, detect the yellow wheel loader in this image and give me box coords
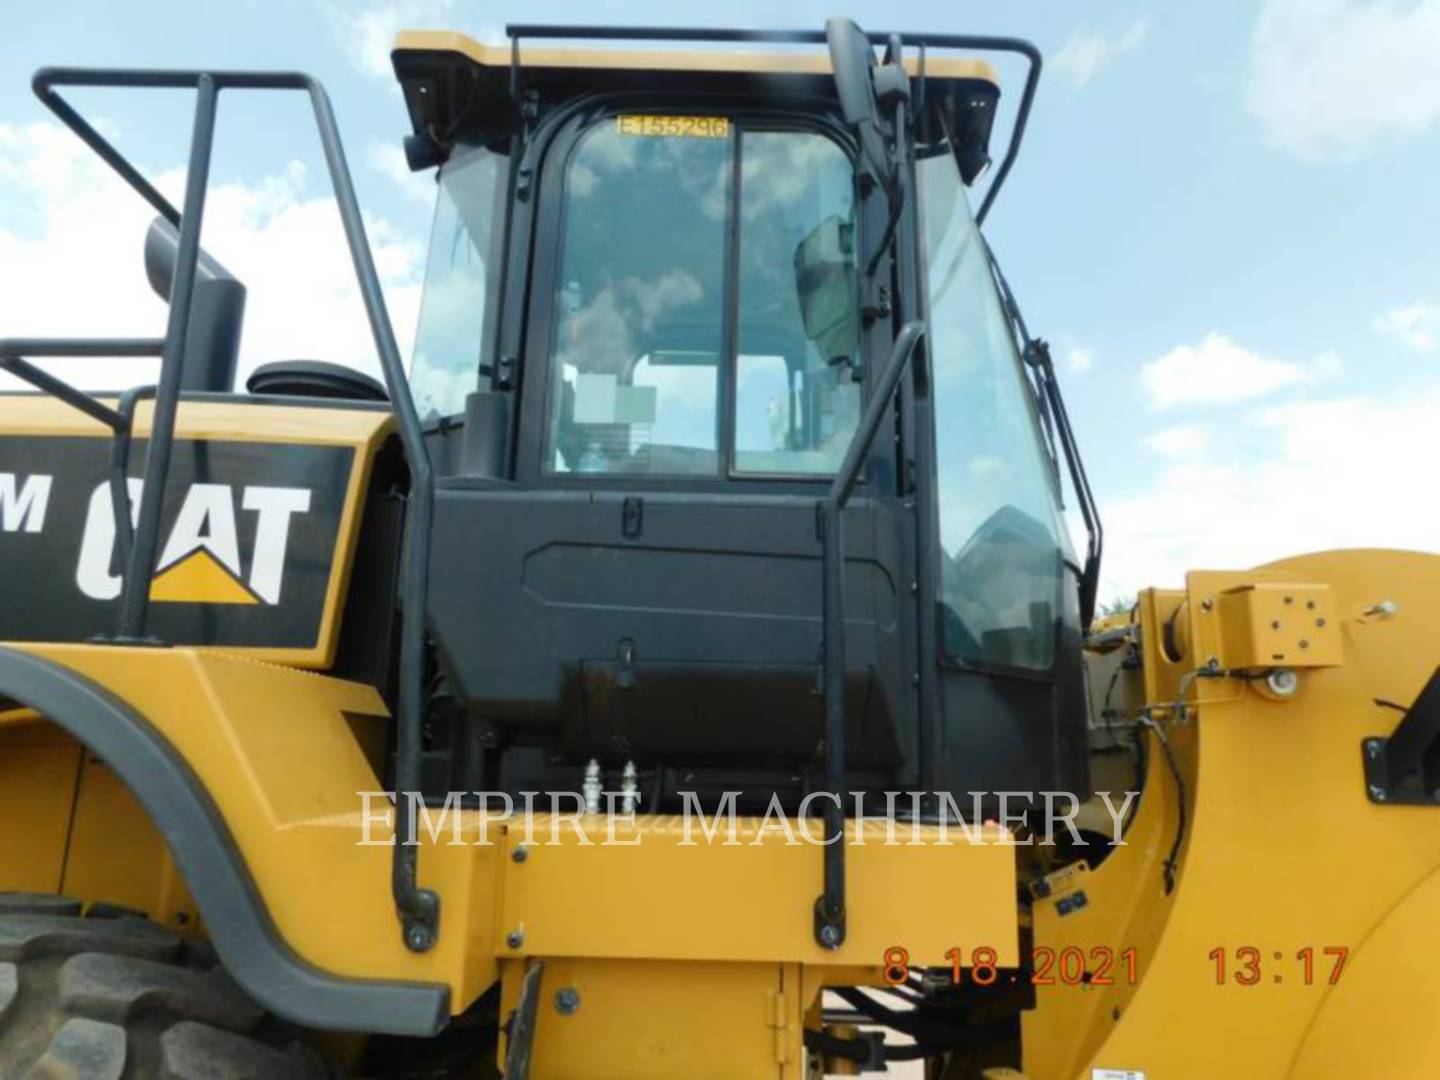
[0,19,1436,1079]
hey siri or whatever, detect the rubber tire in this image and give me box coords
[0,893,329,1079]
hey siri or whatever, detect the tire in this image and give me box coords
[0,893,329,1079]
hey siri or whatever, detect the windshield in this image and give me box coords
[544,116,859,476]
[409,143,508,419]
[919,149,1068,671]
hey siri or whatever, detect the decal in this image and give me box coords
[0,436,354,650]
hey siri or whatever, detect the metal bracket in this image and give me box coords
[1362,667,1440,806]
[503,961,545,1080]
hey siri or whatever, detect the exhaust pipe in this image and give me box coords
[143,216,246,393]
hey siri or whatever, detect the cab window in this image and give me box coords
[544,116,859,477]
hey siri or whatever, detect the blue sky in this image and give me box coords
[3,0,1438,597]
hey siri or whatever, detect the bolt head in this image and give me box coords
[406,925,433,952]
[819,924,841,948]
[506,928,524,949]
[1266,668,1299,697]
[554,987,581,1015]
[1201,598,1214,612]
[512,845,529,864]
[1370,785,1387,802]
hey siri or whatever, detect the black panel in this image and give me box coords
[427,485,909,775]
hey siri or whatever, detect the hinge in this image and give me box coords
[766,989,789,1065]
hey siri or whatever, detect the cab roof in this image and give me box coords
[390,29,1003,171]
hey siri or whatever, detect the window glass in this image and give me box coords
[920,150,1066,670]
[546,119,729,475]
[410,144,506,419]
[734,131,859,474]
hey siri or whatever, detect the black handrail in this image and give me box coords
[23,67,439,950]
[814,319,926,948]
[505,24,1040,223]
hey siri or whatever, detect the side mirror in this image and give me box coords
[825,18,889,188]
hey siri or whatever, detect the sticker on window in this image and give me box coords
[615,115,730,138]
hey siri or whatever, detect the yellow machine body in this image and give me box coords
[1025,550,1440,1078]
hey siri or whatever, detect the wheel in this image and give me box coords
[0,893,329,1079]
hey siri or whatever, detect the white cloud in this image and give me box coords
[1050,18,1150,88]
[1376,300,1440,351]
[1248,0,1440,160]
[366,140,437,207]
[1064,345,1096,374]
[1144,424,1210,457]
[1139,332,1318,410]
[0,120,422,393]
[329,1,501,81]
[1101,381,1440,598]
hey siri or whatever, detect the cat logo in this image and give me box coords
[76,480,311,606]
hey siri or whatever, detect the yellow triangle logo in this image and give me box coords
[149,549,260,605]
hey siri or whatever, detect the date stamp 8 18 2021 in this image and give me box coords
[882,945,1140,988]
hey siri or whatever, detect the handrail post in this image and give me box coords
[115,74,218,641]
[814,320,925,948]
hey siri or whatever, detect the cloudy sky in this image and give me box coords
[3,0,1438,599]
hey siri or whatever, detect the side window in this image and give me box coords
[546,120,729,476]
[920,150,1067,671]
[410,144,507,419]
[734,131,859,474]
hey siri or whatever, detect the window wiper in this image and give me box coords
[984,240,1104,630]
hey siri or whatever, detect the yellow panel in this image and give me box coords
[0,724,81,893]
[496,817,1017,968]
[1290,864,1440,1078]
[501,959,792,1080]
[61,756,198,928]
[393,29,1000,87]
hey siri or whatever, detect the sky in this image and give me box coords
[2,0,1438,601]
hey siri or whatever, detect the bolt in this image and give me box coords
[406,925,433,952]
[1284,595,1294,605]
[506,928,524,949]
[1206,656,1221,672]
[819,924,842,948]
[1299,639,1310,649]
[512,845,529,864]
[1270,619,1281,630]
[1366,741,1381,758]
[1306,599,1316,610]
[1266,668,1299,697]
[1370,785,1387,802]
[555,986,581,1015]
[1316,618,1326,627]
[1201,598,1213,612]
